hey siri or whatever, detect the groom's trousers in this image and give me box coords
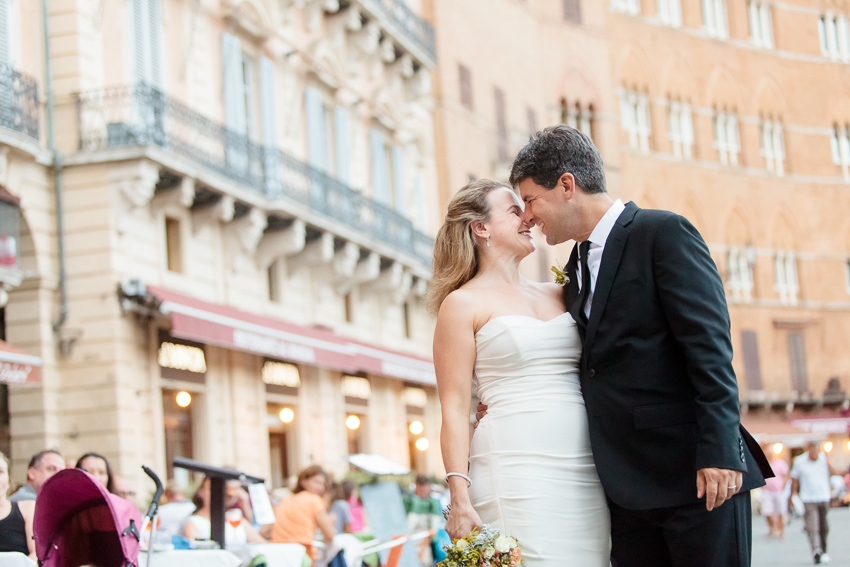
[608,491,752,567]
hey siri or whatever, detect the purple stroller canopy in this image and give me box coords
[34,468,142,567]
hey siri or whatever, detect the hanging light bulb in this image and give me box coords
[346,415,361,430]
[176,391,192,407]
[279,408,295,423]
[415,438,429,451]
[409,421,424,435]
[772,443,783,455]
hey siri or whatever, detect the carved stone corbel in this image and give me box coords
[304,0,339,30]
[353,252,380,285]
[409,277,428,299]
[288,231,335,273]
[112,161,160,234]
[192,194,235,234]
[151,176,195,213]
[256,219,307,269]
[332,242,361,293]
[364,261,412,304]
[226,208,268,272]
[327,6,361,45]
[388,54,414,82]
[352,21,380,57]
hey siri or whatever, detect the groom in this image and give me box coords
[486,125,772,566]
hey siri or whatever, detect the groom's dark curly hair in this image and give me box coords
[509,124,607,194]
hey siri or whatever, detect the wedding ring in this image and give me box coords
[727,485,737,489]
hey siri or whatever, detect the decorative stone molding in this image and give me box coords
[111,161,160,235]
[327,6,362,45]
[304,0,340,31]
[256,219,307,268]
[332,242,361,293]
[353,252,380,285]
[352,21,381,57]
[192,194,236,234]
[364,261,412,304]
[409,277,427,299]
[225,208,268,272]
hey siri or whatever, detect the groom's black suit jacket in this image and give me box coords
[562,202,772,510]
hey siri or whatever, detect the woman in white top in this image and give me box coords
[183,477,266,548]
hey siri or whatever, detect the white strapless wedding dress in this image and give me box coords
[468,313,611,566]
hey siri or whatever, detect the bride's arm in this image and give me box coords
[434,292,482,539]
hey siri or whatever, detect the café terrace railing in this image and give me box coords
[0,64,40,142]
[359,0,437,63]
[75,83,434,267]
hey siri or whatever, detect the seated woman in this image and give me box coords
[75,452,114,493]
[183,477,265,548]
[0,451,35,559]
[271,466,336,562]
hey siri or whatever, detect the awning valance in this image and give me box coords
[0,339,42,384]
[147,286,436,385]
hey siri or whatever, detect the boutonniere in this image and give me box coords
[550,263,570,286]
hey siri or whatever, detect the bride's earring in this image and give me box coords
[486,236,490,247]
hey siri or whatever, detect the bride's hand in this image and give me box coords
[445,503,482,540]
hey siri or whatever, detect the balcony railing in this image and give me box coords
[0,65,39,142]
[359,0,436,63]
[75,83,433,267]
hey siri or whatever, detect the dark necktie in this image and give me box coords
[575,240,592,340]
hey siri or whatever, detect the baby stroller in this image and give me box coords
[33,466,162,567]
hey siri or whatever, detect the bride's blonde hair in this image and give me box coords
[425,179,510,314]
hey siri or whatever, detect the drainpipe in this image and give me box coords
[43,0,68,334]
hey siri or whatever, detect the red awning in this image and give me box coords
[148,286,436,385]
[0,339,42,384]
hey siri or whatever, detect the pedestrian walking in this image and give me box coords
[789,442,834,564]
[763,453,790,539]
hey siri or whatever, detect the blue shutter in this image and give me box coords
[259,56,279,194]
[149,0,164,88]
[0,0,10,65]
[130,0,148,84]
[222,33,247,174]
[370,129,387,204]
[392,144,405,213]
[305,87,326,171]
[335,106,350,184]
[415,173,427,230]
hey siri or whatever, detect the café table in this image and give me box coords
[137,549,243,567]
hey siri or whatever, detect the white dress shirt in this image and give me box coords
[577,199,626,318]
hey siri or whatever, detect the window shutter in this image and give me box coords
[392,145,406,213]
[671,0,682,27]
[415,173,427,230]
[305,87,326,170]
[370,129,388,204]
[131,0,149,84]
[242,57,255,139]
[787,332,809,393]
[494,87,508,160]
[786,251,798,297]
[259,56,279,193]
[334,107,350,185]
[726,114,739,161]
[740,330,763,391]
[0,0,11,65]
[619,94,631,132]
[222,33,244,134]
[840,126,850,165]
[760,4,773,48]
[149,0,164,87]
[703,0,715,34]
[837,15,850,60]
[831,126,842,165]
[681,104,694,156]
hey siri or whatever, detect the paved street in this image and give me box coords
[753,507,849,566]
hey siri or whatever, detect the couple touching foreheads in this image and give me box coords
[429,125,773,567]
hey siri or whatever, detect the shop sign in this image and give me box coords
[403,387,427,408]
[158,342,207,374]
[342,375,371,400]
[262,361,301,388]
[791,417,850,434]
[0,361,36,384]
[233,329,317,364]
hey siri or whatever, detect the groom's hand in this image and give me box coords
[697,468,743,511]
[474,402,488,429]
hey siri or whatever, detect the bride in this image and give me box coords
[429,179,610,566]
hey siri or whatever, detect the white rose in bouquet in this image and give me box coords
[455,539,469,551]
[482,546,496,559]
[494,535,513,553]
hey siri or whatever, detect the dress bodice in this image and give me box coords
[473,313,583,410]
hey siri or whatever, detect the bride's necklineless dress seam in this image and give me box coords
[475,312,572,337]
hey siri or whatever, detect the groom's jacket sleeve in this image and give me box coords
[652,214,746,473]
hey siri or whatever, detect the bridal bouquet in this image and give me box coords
[439,524,523,567]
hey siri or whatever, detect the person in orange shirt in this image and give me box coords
[272,465,336,563]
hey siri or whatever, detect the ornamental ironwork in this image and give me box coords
[0,64,39,142]
[75,83,433,267]
[359,0,437,63]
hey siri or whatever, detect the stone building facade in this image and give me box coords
[2,0,443,490]
[430,0,850,467]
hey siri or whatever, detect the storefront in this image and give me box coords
[137,285,439,484]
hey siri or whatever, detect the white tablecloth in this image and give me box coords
[0,552,37,567]
[137,549,242,567]
[232,543,307,567]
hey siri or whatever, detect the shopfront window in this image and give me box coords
[268,403,295,488]
[163,388,194,481]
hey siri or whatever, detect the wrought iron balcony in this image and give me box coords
[0,65,39,142]
[75,83,433,267]
[358,0,436,64]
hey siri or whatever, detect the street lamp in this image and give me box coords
[772,443,783,455]
[279,408,295,423]
[176,391,192,407]
[415,438,429,451]
[346,415,361,430]
[823,441,833,453]
[409,421,424,435]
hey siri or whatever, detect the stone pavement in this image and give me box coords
[753,507,849,566]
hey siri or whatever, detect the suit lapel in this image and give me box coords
[584,202,638,349]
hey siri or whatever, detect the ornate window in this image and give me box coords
[760,119,785,176]
[818,13,850,62]
[702,0,728,39]
[748,1,773,49]
[829,123,850,180]
[668,100,694,160]
[620,91,651,152]
[657,0,682,28]
[713,110,740,166]
[611,0,640,16]
[727,246,754,302]
[774,250,799,305]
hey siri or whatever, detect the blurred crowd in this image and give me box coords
[0,447,449,567]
